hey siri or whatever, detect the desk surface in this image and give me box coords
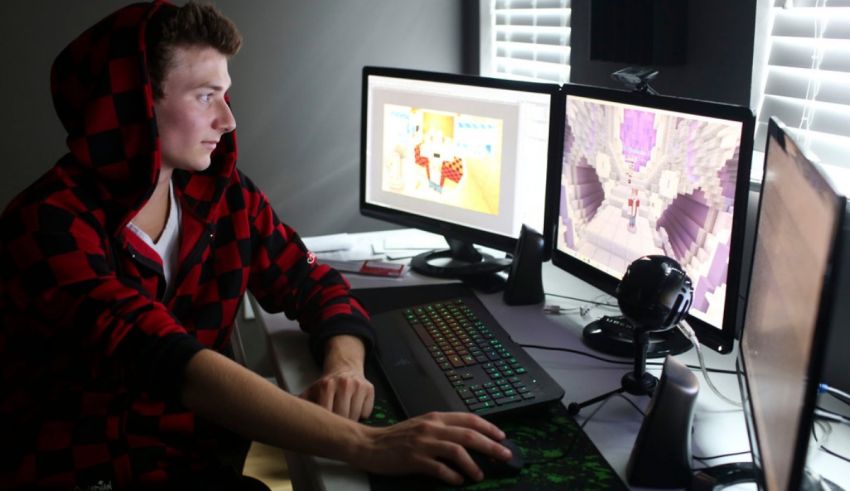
[253,229,849,491]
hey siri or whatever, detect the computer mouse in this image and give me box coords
[468,438,525,479]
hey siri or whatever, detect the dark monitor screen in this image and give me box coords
[552,84,754,353]
[739,117,845,490]
[360,67,562,271]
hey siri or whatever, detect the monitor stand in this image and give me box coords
[582,315,692,359]
[410,237,511,291]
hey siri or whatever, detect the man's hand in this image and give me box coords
[301,334,374,421]
[350,412,512,485]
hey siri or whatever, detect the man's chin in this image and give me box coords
[183,159,213,173]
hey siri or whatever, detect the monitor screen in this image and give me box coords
[739,117,845,490]
[552,84,754,353]
[360,67,562,274]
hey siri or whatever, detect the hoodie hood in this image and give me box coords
[49,0,238,233]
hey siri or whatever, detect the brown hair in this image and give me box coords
[145,1,242,99]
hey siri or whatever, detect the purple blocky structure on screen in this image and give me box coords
[557,96,744,329]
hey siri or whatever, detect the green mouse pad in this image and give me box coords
[354,284,627,491]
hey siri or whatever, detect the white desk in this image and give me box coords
[252,229,848,491]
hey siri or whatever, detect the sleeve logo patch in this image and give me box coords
[306,251,317,265]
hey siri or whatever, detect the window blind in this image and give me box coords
[479,0,571,84]
[755,0,850,168]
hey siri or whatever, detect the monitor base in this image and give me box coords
[409,238,511,279]
[582,315,692,359]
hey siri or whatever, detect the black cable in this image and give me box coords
[812,419,830,443]
[616,394,646,417]
[647,361,739,375]
[692,450,751,463]
[519,343,632,365]
[579,394,614,430]
[816,406,850,421]
[822,388,850,407]
[821,446,850,464]
[544,291,618,307]
[519,343,740,374]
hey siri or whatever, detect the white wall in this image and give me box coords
[0,1,463,236]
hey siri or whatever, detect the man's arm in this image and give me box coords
[181,348,512,485]
[301,334,375,420]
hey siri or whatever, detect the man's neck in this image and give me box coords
[132,169,173,243]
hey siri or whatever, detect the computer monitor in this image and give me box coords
[552,83,755,355]
[360,66,562,281]
[738,117,846,490]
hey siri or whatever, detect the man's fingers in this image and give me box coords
[424,412,506,442]
[348,386,367,421]
[317,380,334,412]
[332,379,353,419]
[360,386,375,419]
[432,440,482,483]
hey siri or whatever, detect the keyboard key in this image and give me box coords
[495,395,521,406]
[469,401,496,412]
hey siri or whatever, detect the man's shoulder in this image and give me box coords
[2,166,106,236]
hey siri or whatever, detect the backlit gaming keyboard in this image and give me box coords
[371,296,565,417]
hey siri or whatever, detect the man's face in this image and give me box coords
[154,45,235,174]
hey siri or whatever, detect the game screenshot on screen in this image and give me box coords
[381,105,504,216]
[363,71,554,252]
[557,95,744,330]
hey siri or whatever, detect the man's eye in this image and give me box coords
[199,94,213,103]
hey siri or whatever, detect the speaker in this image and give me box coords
[503,224,545,305]
[626,355,699,488]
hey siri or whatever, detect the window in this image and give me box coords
[479,0,571,84]
[754,0,850,169]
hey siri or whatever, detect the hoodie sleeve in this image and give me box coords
[239,172,374,364]
[0,200,204,399]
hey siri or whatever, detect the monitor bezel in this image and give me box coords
[359,66,565,260]
[737,117,846,490]
[550,82,756,353]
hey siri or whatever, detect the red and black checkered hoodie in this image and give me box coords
[0,2,372,488]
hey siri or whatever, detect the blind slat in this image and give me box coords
[761,95,850,138]
[772,8,850,39]
[755,5,850,169]
[495,31,571,46]
[495,0,571,9]
[483,0,571,84]
[768,38,850,72]
[763,67,850,106]
[496,45,571,65]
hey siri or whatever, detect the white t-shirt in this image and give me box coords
[126,179,182,300]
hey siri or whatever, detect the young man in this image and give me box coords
[0,2,511,489]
